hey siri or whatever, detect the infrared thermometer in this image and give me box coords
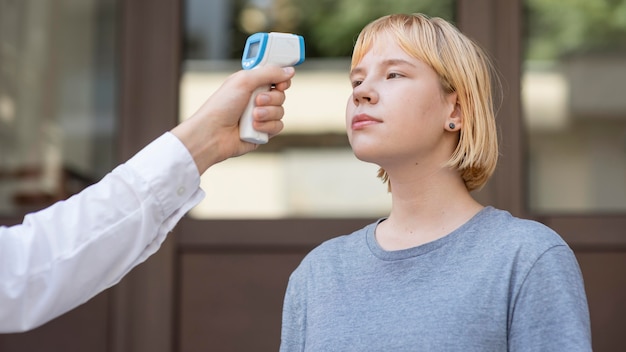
[239,32,305,144]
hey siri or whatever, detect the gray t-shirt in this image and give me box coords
[280,207,591,351]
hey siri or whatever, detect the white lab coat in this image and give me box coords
[0,132,204,332]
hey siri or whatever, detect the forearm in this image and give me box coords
[0,133,203,332]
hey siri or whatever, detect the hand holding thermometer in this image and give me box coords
[240,32,305,144]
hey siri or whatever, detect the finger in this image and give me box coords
[255,90,286,107]
[245,65,295,92]
[273,79,292,92]
[253,119,285,137]
[253,105,284,122]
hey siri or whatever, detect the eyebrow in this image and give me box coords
[349,58,417,78]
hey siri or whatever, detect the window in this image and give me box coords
[0,0,118,215]
[181,0,456,218]
[523,0,626,213]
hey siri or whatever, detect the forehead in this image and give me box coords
[351,31,408,66]
[349,51,417,79]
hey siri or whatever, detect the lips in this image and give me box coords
[351,114,382,130]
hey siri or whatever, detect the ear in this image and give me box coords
[445,94,462,132]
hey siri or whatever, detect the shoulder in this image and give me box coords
[308,222,374,260]
[288,221,376,278]
[475,207,567,249]
[456,207,574,276]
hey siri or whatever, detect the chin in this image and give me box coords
[351,144,382,164]
[349,132,386,160]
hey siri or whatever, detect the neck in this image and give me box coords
[376,167,483,250]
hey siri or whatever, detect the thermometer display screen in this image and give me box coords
[246,41,260,59]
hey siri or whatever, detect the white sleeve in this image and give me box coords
[0,132,205,333]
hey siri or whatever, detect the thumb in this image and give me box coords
[245,65,296,89]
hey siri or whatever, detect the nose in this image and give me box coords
[352,80,378,105]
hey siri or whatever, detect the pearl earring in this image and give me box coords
[449,122,456,130]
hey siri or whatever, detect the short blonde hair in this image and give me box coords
[351,13,499,192]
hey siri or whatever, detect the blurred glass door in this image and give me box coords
[0,0,118,215]
[523,0,626,213]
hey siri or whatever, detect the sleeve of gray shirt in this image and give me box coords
[280,267,307,352]
[508,245,592,351]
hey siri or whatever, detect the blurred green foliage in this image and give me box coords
[233,0,455,58]
[525,0,626,60]
[193,0,626,61]
[287,0,455,57]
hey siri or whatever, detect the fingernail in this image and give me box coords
[283,67,295,75]
[256,107,268,118]
[257,94,270,104]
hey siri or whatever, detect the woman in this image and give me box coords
[280,14,591,351]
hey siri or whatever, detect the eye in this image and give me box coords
[387,72,403,79]
[351,80,363,88]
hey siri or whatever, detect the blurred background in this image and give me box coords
[1,0,625,351]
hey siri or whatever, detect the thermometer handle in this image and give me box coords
[239,85,270,144]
